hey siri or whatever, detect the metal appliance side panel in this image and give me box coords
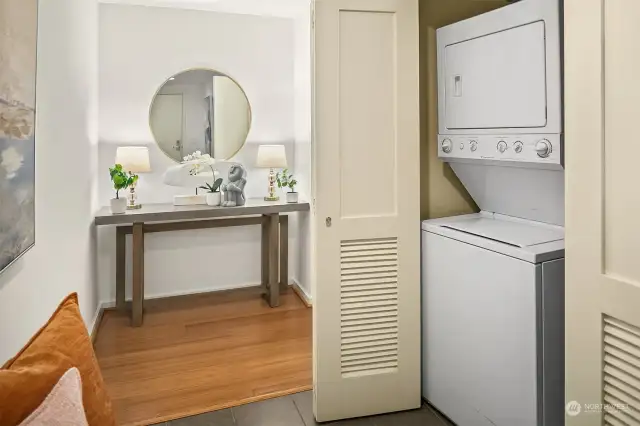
[541,258,565,426]
[422,231,538,426]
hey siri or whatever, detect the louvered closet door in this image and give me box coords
[565,0,640,425]
[312,0,420,422]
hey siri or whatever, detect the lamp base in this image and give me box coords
[264,196,280,202]
[127,204,142,210]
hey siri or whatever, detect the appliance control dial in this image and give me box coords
[535,139,552,158]
[497,140,508,153]
[442,138,453,153]
[514,141,523,153]
[470,140,478,152]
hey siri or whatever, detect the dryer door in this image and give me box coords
[443,21,547,130]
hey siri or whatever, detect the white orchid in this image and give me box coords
[182,151,216,176]
[183,151,213,164]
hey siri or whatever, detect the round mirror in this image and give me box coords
[150,69,251,162]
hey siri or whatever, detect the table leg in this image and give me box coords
[132,222,145,327]
[280,215,289,294]
[268,213,280,307]
[116,226,126,311]
[261,215,269,296]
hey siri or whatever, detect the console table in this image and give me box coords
[95,199,310,327]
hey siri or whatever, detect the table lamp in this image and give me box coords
[256,145,287,201]
[115,146,151,209]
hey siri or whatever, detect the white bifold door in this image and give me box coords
[313,0,421,422]
[565,0,640,425]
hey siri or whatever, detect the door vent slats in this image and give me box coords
[340,238,398,377]
[342,272,398,282]
[603,316,640,425]
[342,277,397,287]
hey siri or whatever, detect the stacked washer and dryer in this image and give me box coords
[421,1,564,426]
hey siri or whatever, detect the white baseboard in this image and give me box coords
[101,300,116,310]
[291,278,312,307]
[88,302,107,343]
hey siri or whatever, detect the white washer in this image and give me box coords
[422,213,564,426]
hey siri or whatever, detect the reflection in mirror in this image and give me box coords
[149,69,251,162]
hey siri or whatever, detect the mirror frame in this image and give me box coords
[148,67,253,163]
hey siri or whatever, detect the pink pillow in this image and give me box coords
[19,368,88,426]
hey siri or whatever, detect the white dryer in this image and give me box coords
[422,213,564,426]
[422,0,565,425]
[437,0,564,226]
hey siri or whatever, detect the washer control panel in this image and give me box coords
[438,134,562,167]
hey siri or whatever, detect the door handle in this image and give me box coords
[326,217,332,227]
[454,75,462,97]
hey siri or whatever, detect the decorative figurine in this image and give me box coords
[221,164,247,207]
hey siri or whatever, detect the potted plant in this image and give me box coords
[109,164,138,214]
[200,178,224,206]
[276,169,299,203]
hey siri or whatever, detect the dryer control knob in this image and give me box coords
[497,140,508,153]
[470,140,478,152]
[442,139,453,154]
[535,139,552,158]
[514,141,523,153]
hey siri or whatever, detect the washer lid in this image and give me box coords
[422,213,565,263]
[441,216,563,248]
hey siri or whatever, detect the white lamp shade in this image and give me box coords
[115,147,151,173]
[256,145,287,168]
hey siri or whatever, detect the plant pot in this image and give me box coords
[286,192,299,203]
[206,192,221,206]
[110,197,127,214]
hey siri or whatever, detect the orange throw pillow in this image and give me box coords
[0,293,116,426]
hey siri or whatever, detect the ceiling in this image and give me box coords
[99,0,310,18]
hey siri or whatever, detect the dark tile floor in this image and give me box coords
[155,391,454,426]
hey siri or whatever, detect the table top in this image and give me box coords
[95,198,310,226]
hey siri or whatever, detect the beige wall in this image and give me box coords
[419,0,507,219]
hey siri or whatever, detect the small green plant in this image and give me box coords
[199,178,224,193]
[276,169,298,193]
[109,164,138,199]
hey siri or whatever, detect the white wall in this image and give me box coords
[0,0,99,362]
[293,8,312,298]
[97,4,300,304]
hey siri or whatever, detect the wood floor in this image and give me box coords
[94,287,312,426]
